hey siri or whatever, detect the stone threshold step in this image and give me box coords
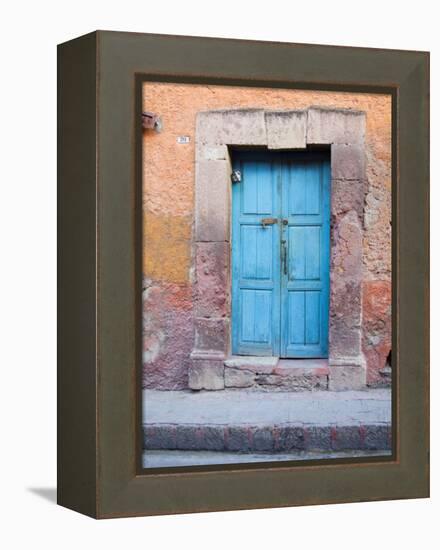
[143,422,392,453]
[223,356,329,390]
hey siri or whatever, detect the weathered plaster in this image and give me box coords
[143,212,192,284]
[142,278,193,389]
[362,280,392,386]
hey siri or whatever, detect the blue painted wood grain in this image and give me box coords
[281,157,330,357]
[232,153,280,355]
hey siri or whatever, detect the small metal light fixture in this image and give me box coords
[142,111,163,133]
[231,169,242,183]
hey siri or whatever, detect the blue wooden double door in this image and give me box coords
[231,150,331,358]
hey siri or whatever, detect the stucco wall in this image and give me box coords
[142,82,392,389]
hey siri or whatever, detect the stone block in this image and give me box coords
[330,210,363,279]
[224,356,277,373]
[329,322,362,358]
[188,359,225,390]
[199,426,225,451]
[331,144,366,180]
[328,363,366,391]
[329,209,363,361]
[331,426,362,450]
[224,367,255,388]
[194,317,229,353]
[307,107,366,145]
[252,427,275,452]
[196,144,229,161]
[331,178,366,219]
[255,374,283,387]
[226,427,250,451]
[176,426,201,450]
[195,160,230,242]
[265,110,307,149]
[282,374,328,392]
[276,426,306,451]
[329,282,362,327]
[194,242,229,318]
[196,109,267,145]
[143,425,176,450]
[305,426,332,451]
[274,358,329,376]
[363,424,392,450]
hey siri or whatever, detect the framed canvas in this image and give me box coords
[57,30,429,518]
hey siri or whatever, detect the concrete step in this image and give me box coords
[143,388,392,453]
[223,356,329,390]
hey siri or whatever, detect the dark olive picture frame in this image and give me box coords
[57,30,429,519]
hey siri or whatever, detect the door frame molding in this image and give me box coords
[190,107,367,391]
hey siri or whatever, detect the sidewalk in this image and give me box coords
[143,389,392,455]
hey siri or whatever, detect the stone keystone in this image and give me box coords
[265,110,307,149]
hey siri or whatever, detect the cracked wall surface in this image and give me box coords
[142,83,392,390]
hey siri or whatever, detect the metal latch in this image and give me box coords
[261,217,278,228]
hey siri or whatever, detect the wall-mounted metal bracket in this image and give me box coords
[142,111,163,132]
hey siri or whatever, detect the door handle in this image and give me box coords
[261,217,278,228]
[281,240,288,275]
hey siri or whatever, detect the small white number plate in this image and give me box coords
[177,136,191,144]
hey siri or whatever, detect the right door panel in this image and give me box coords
[281,157,331,358]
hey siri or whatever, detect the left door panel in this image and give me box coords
[231,151,281,356]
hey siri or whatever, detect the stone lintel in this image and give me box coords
[307,107,366,145]
[196,108,266,146]
[265,110,307,149]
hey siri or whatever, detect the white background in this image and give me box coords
[1,1,437,547]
